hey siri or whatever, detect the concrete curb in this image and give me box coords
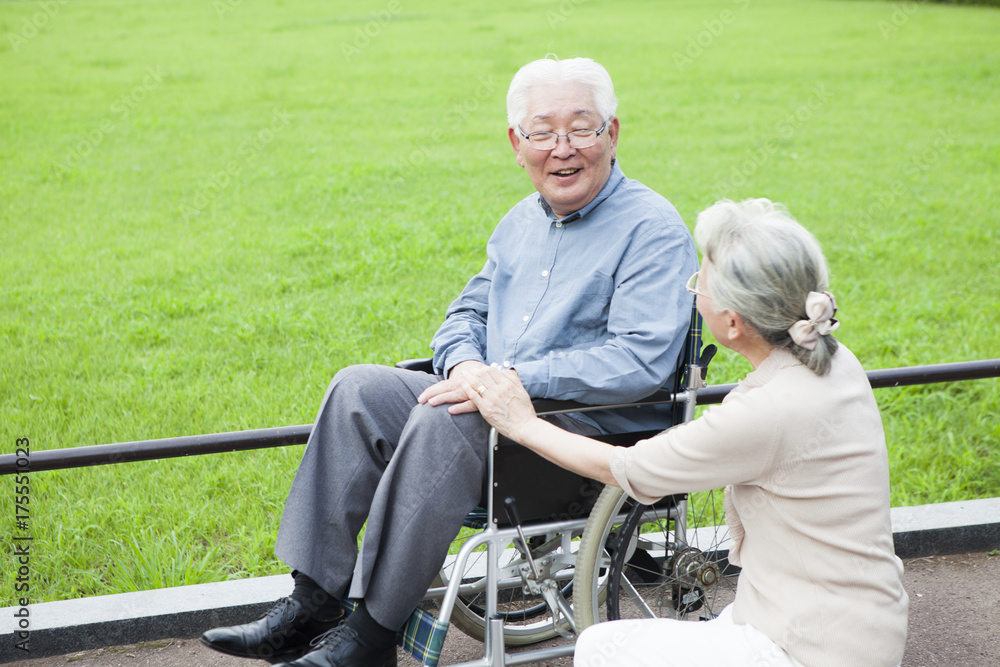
[3,575,291,664]
[4,497,998,663]
[891,497,1000,559]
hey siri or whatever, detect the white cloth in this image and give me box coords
[574,605,804,667]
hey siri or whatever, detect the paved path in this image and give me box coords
[9,551,998,667]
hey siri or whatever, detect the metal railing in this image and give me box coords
[2,358,999,476]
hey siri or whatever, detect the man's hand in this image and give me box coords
[417,360,490,414]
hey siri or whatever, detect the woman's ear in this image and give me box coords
[726,310,773,369]
[725,310,745,343]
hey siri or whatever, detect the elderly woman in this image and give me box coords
[457,199,908,667]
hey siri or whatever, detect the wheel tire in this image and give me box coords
[573,486,630,631]
[574,487,737,628]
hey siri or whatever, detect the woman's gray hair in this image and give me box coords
[506,56,618,127]
[694,198,839,376]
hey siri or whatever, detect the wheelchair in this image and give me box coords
[397,306,736,666]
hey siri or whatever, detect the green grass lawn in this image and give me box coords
[2,0,998,603]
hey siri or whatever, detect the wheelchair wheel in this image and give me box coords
[435,525,595,646]
[573,485,738,630]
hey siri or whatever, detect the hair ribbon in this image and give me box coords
[788,291,839,350]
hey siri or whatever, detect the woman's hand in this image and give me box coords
[459,366,538,442]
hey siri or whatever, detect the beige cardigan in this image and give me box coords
[610,346,908,667]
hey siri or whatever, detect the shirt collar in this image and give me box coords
[537,159,624,223]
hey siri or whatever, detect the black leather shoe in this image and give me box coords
[200,597,344,664]
[273,625,397,667]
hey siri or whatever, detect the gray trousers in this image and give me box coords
[274,364,599,630]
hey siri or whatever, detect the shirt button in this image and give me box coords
[555,222,563,228]
[541,270,549,277]
[503,360,512,368]
[523,315,530,322]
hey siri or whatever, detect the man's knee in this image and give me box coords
[406,399,448,423]
[325,364,405,409]
[407,401,488,444]
[331,363,391,389]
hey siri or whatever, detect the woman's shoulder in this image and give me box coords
[742,345,874,411]
[825,344,875,388]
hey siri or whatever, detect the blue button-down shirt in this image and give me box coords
[430,162,698,433]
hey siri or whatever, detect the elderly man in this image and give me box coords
[201,56,697,667]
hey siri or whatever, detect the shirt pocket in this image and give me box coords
[530,270,615,347]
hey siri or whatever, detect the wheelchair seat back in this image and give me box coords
[489,429,678,527]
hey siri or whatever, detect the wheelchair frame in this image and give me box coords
[417,306,716,666]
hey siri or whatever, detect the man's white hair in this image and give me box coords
[506,56,618,127]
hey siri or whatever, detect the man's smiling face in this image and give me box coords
[508,81,619,219]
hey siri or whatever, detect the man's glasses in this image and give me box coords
[686,271,709,298]
[517,120,609,151]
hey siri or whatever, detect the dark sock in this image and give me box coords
[290,572,343,621]
[346,600,398,649]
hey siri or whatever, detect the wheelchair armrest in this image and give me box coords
[392,359,683,413]
[395,357,435,374]
[531,389,679,416]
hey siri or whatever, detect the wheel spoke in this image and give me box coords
[573,486,739,629]
[619,573,655,618]
[438,526,591,645]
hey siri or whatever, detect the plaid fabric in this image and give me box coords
[336,505,489,666]
[401,611,450,666]
[341,600,450,667]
